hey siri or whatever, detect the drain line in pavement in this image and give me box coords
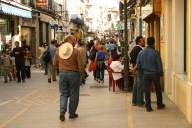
[128,94,133,128]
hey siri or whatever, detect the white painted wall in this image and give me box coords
[172,0,184,74]
[164,0,173,97]
[165,0,192,123]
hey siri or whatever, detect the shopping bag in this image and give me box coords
[88,61,96,72]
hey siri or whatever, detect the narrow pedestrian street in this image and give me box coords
[0,69,191,128]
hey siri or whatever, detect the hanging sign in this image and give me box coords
[37,0,48,7]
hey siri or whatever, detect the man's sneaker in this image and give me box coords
[69,113,78,119]
[60,112,65,121]
[157,104,166,109]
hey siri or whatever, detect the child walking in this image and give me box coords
[1,50,12,83]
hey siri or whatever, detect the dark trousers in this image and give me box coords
[93,70,97,80]
[143,74,163,109]
[16,64,25,82]
[81,69,86,84]
[25,66,31,78]
[44,62,48,75]
[96,60,105,81]
[132,71,144,105]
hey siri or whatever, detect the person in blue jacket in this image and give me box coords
[137,37,165,112]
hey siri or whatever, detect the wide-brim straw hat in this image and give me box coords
[59,42,73,59]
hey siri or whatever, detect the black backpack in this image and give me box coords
[42,48,51,63]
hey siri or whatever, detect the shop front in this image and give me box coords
[0,17,10,51]
[0,1,32,50]
[21,11,39,63]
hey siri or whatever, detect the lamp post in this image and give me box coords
[139,0,142,36]
[123,0,130,91]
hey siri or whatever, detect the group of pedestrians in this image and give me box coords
[130,36,165,112]
[0,41,32,83]
[38,40,59,83]
[88,40,108,84]
[52,35,119,122]
[87,39,120,84]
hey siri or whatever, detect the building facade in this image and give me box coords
[137,0,192,123]
[162,0,192,123]
[0,0,32,50]
[0,0,62,63]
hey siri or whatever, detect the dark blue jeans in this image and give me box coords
[59,71,80,115]
[132,71,144,105]
[143,74,163,109]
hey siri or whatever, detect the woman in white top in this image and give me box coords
[110,54,124,81]
[109,54,124,90]
[37,43,46,69]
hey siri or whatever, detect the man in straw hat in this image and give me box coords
[53,35,83,121]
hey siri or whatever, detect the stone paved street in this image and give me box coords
[0,69,191,128]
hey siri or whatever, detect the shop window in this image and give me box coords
[0,19,10,44]
[0,19,8,35]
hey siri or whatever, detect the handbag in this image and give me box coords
[88,61,96,72]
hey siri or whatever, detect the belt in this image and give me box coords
[60,70,79,73]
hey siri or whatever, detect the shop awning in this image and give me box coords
[0,3,32,18]
[143,13,160,22]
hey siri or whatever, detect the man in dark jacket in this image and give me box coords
[137,37,165,112]
[13,41,25,82]
[130,36,145,106]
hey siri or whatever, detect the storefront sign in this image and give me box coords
[37,0,47,7]
[0,3,32,18]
